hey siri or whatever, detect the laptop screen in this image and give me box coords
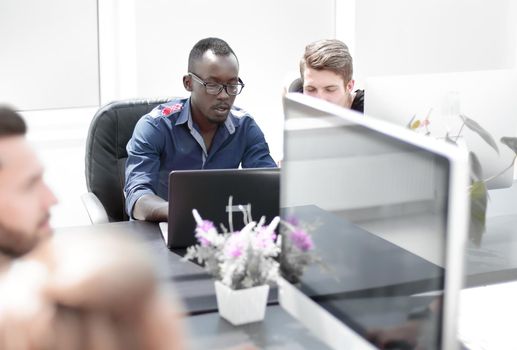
[167,168,279,249]
[279,94,469,350]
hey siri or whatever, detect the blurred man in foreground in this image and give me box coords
[0,106,56,257]
[0,106,185,350]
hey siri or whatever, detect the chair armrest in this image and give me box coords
[81,192,110,224]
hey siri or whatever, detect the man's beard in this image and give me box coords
[206,112,228,125]
[0,216,51,257]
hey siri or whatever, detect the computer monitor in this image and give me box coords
[364,69,517,189]
[279,93,470,349]
[160,168,279,249]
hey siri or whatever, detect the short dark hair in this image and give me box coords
[188,37,238,72]
[300,39,353,84]
[0,106,26,138]
[0,106,26,169]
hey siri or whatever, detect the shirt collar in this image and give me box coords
[175,100,190,125]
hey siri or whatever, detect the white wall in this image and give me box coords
[3,0,336,147]
[336,0,517,180]
[8,1,517,227]
[98,0,139,103]
[98,0,337,161]
[130,0,336,161]
[0,0,99,110]
[335,0,356,62]
[5,0,337,227]
[349,0,517,82]
[22,108,95,228]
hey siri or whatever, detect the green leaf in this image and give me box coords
[469,180,487,247]
[469,152,483,182]
[460,114,499,154]
[500,137,517,154]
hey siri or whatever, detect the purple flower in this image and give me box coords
[286,215,300,227]
[224,232,245,258]
[290,229,314,252]
[227,245,243,258]
[195,220,215,246]
[198,220,214,232]
[196,235,211,247]
[260,228,277,248]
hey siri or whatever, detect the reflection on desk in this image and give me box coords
[465,214,517,287]
[186,305,331,350]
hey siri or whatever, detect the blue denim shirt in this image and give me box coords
[124,98,276,217]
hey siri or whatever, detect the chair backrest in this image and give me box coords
[288,77,303,93]
[85,98,173,222]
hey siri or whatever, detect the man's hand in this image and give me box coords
[133,194,168,222]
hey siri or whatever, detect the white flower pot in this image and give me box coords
[214,280,270,326]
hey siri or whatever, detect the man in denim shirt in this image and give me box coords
[125,37,276,222]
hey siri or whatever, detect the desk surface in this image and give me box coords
[186,305,331,350]
[57,201,517,349]
[60,220,273,316]
[56,221,225,315]
[58,206,448,315]
[464,214,517,286]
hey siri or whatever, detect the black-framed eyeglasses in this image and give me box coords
[189,72,245,96]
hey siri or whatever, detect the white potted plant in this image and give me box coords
[183,201,281,326]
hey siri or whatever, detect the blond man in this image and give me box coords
[297,39,364,112]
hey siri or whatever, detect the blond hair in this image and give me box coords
[300,39,353,84]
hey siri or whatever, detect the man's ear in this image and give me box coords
[183,75,192,92]
[346,79,355,92]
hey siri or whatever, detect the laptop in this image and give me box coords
[278,93,470,349]
[159,168,280,249]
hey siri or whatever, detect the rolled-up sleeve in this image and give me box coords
[241,119,277,168]
[124,116,165,217]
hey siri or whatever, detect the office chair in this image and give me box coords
[288,77,303,93]
[82,98,173,224]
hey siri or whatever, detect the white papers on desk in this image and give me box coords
[159,222,168,245]
[458,280,517,349]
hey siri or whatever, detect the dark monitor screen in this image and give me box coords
[166,168,279,249]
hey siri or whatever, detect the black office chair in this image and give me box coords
[288,77,303,93]
[82,98,173,224]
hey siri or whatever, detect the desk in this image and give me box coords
[464,180,517,286]
[57,201,517,349]
[56,221,278,315]
[464,214,517,286]
[186,305,331,349]
[57,222,327,350]
[58,204,447,315]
